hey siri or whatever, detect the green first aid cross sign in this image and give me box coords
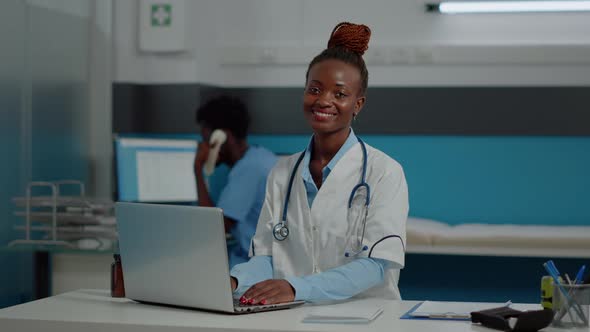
[151,4,172,27]
[139,1,186,51]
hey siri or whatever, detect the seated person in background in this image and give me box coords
[194,95,278,268]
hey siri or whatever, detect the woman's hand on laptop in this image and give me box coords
[240,279,295,305]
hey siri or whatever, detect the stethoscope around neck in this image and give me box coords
[272,137,370,257]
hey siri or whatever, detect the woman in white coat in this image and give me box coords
[229,22,409,306]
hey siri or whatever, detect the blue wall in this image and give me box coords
[248,134,590,226]
[399,254,588,303]
[118,133,590,225]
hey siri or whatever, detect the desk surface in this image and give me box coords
[0,289,588,332]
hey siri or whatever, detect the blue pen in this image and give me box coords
[543,261,567,297]
[573,265,586,285]
[546,260,561,278]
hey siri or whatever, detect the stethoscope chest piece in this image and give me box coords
[273,222,289,241]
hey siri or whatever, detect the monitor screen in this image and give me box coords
[115,137,197,202]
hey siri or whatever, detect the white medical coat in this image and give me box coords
[250,141,409,300]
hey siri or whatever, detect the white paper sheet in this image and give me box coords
[136,150,197,202]
[303,302,383,324]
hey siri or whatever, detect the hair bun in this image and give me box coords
[327,22,371,56]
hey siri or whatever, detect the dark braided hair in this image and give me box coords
[195,95,250,140]
[306,22,371,96]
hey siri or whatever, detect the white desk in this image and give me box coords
[0,289,587,332]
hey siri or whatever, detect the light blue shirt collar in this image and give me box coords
[301,128,358,207]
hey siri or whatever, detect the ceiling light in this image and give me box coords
[426,1,590,14]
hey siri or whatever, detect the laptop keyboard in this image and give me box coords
[233,298,270,308]
[233,298,282,313]
[233,298,248,307]
[232,298,305,313]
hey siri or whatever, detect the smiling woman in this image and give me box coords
[304,59,363,136]
[303,23,371,185]
[304,23,370,140]
[228,22,409,306]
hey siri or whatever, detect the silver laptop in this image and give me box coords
[116,202,304,314]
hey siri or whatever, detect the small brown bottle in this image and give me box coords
[111,254,125,298]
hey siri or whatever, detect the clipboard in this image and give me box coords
[400,301,511,321]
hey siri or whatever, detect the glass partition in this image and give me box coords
[0,0,91,308]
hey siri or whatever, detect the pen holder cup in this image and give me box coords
[551,283,590,328]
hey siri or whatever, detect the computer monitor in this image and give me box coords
[114,136,198,202]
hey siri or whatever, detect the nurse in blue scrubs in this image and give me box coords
[194,96,278,268]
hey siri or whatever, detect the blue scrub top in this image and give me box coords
[217,145,278,268]
[301,129,358,207]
